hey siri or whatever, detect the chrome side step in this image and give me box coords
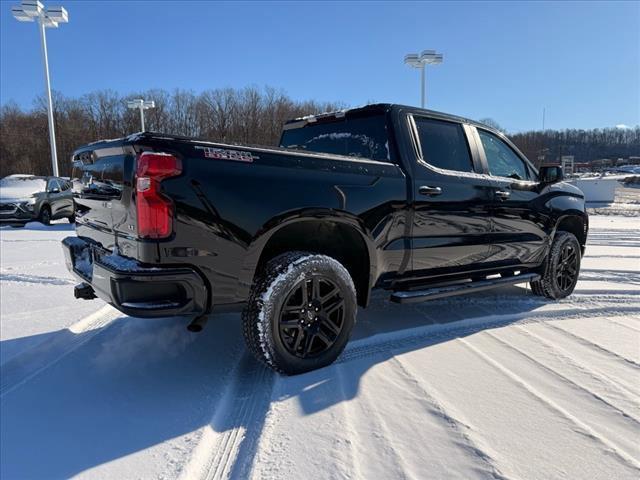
[390,273,540,304]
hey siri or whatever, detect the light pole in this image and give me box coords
[12,0,68,177]
[127,99,155,131]
[404,50,443,108]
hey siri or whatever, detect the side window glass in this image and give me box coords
[47,179,60,192]
[413,117,474,173]
[478,130,530,180]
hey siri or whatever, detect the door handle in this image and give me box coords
[495,190,511,200]
[419,185,443,196]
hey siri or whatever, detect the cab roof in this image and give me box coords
[284,103,491,131]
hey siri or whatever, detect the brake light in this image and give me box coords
[135,152,182,239]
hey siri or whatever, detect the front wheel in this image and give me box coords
[39,206,51,226]
[530,231,581,299]
[242,252,357,375]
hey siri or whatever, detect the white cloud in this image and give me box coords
[615,124,631,129]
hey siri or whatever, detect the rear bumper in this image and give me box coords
[62,236,209,318]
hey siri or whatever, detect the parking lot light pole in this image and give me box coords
[127,99,155,132]
[12,0,68,177]
[404,50,444,108]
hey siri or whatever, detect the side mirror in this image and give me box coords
[539,165,563,184]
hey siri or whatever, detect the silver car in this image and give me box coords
[0,175,75,226]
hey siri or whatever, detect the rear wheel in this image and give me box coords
[39,206,51,226]
[242,251,357,375]
[530,231,581,299]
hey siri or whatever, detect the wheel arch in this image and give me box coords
[553,212,588,254]
[240,212,377,307]
[38,202,51,218]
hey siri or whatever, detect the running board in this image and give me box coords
[390,273,540,304]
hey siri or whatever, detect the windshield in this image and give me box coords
[280,114,390,162]
[0,176,47,198]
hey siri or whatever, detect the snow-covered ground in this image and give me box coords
[1,215,639,479]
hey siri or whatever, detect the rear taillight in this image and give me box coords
[135,152,182,239]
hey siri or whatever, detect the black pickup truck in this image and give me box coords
[63,104,587,374]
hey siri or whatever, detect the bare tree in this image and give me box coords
[3,87,635,177]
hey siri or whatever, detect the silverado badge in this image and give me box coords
[195,146,258,163]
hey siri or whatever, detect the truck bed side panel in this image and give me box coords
[157,141,408,305]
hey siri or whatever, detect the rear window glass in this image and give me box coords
[414,117,474,173]
[280,114,390,162]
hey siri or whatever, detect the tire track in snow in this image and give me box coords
[609,318,640,333]
[541,321,640,368]
[0,272,74,285]
[0,305,120,396]
[336,351,504,479]
[509,326,640,422]
[458,337,640,471]
[179,354,274,480]
[518,324,640,399]
[247,363,365,479]
[336,362,408,479]
[334,364,363,480]
[338,305,639,367]
[478,330,640,458]
[484,329,640,420]
[388,355,508,479]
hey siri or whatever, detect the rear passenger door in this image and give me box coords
[474,128,548,266]
[408,116,496,277]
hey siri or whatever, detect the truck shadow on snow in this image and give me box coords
[1,285,635,479]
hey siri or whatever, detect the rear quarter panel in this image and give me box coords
[157,141,408,306]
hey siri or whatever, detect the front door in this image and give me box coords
[46,178,64,218]
[474,127,548,267]
[408,116,496,278]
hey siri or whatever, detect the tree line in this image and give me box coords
[0,86,344,177]
[1,86,638,177]
[509,127,640,166]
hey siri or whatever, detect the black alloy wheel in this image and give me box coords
[530,231,581,299]
[556,243,578,292]
[242,251,357,375]
[279,275,345,358]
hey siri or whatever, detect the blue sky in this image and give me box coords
[1,0,638,132]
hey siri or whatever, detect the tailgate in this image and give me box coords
[71,141,140,256]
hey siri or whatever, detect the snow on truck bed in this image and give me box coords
[1,215,639,480]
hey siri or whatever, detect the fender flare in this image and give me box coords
[550,211,589,253]
[236,209,378,304]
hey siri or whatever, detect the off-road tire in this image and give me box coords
[242,251,357,375]
[530,231,581,299]
[530,279,544,296]
[39,206,51,226]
